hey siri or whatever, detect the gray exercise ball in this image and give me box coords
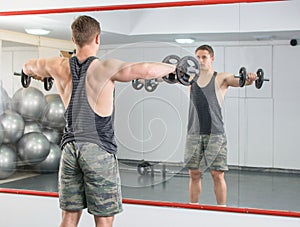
[12,87,46,121]
[24,121,42,134]
[17,132,50,165]
[42,127,62,145]
[0,86,10,116]
[0,144,17,179]
[0,110,25,144]
[32,143,61,173]
[0,123,4,145]
[41,94,65,129]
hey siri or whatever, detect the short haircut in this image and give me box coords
[195,45,214,57]
[71,15,101,47]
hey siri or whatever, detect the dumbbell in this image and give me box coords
[137,160,168,179]
[234,67,270,89]
[131,55,178,92]
[131,54,200,91]
[14,70,54,91]
[162,55,200,86]
[137,160,153,175]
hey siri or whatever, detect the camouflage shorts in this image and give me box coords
[58,141,123,216]
[184,134,228,172]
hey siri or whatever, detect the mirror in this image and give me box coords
[1,0,300,216]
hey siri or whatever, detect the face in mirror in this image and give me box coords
[0,1,300,216]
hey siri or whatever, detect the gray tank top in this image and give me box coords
[187,71,225,135]
[60,56,117,154]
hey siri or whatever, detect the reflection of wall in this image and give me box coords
[1,46,39,95]
[273,45,300,170]
[224,46,273,168]
[99,41,300,170]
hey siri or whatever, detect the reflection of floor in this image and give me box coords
[0,164,300,213]
[0,171,40,184]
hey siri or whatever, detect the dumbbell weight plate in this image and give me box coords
[44,77,54,91]
[132,79,144,90]
[176,56,200,86]
[21,72,31,88]
[144,79,158,92]
[238,67,247,87]
[162,55,181,84]
[255,68,264,89]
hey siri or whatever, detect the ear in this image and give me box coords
[95,34,100,44]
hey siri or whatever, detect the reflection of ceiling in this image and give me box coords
[0,1,300,46]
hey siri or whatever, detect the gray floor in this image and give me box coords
[0,162,299,213]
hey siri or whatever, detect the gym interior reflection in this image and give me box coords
[1,2,300,216]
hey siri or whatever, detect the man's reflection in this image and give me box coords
[184,45,257,206]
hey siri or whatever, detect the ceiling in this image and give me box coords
[0,1,299,46]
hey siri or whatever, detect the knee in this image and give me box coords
[210,170,224,182]
[61,210,82,227]
[95,216,114,226]
[189,169,202,181]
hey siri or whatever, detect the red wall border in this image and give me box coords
[0,0,283,16]
[1,188,299,218]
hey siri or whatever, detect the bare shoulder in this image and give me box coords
[216,72,232,81]
[92,58,128,79]
[45,56,69,70]
[47,57,70,78]
[98,58,124,66]
[216,72,237,88]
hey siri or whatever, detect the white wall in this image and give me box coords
[0,193,299,227]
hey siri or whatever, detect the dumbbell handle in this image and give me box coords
[14,72,21,76]
[234,74,269,81]
[14,71,54,91]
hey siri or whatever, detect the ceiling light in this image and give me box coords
[175,38,195,44]
[25,28,51,36]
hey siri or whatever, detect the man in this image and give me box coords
[184,44,257,206]
[22,15,176,227]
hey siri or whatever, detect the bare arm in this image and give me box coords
[97,59,176,82]
[221,72,257,88]
[22,57,69,81]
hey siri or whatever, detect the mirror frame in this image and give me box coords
[0,0,299,219]
[0,188,299,218]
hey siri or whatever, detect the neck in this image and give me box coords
[200,68,214,77]
[75,46,98,62]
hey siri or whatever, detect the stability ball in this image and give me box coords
[0,110,25,144]
[33,143,61,173]
[42,127,62,145]
[17,132,50,165]
[0,144,17,179]
[12,87,46,121]
[41,94,65,129]
[0,124,4,145]
[24,121,42,134]
[0,86,10,116]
